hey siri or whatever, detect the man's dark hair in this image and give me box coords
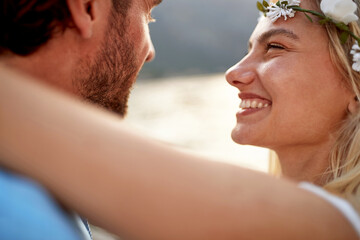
[0,0,131,56]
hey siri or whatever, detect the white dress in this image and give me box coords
[299,182,360,237]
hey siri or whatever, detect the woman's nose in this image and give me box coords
[225,62,256,87]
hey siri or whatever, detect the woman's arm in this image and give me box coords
[0,65,356,240]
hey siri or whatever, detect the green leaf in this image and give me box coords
[282,1,289,5]
[319,18,329,25]
[257,1,265,12]
[340,32,350,44]
[304,13,313,23]
[335,22,350,31]
[263,0,269,8]
[276,1,281,7]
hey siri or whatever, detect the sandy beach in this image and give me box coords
[91,74,269,239]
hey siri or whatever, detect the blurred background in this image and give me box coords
[93,1,270,239]
[139,0,260,79]
[128,0,268,170]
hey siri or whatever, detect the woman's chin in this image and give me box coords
[231,127,260,146]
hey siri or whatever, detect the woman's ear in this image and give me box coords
[66,0,98,39]
[348,95,359,114]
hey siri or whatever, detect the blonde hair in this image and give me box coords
[324,4,360,214]
[270,0,360,213]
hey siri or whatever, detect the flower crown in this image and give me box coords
[257,0,360,72]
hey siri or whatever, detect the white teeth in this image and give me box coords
[240,101,245,108]
[251,101,258,108]
[239,100,270,109]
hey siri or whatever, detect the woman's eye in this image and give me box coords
[266,43,285,51]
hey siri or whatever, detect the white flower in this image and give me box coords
[350,41,360,72]
[266,0,300,22]
[320,0,358,25]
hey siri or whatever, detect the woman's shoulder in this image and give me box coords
[299,182,360,237]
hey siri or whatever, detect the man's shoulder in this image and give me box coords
[0,168,84,240]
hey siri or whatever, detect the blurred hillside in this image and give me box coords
[126,74,269,171]
[139,0,259,79]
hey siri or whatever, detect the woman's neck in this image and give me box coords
[275,141,334,185]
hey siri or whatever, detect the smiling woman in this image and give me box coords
[227,0,360,213]
[1,0,360,239]
[226,1,354,182]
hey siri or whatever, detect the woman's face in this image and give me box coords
[226,1,353,152]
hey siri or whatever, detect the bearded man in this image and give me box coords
[0,0,161,239]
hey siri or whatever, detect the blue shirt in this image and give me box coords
[0,169,90,240]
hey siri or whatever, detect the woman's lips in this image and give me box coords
[237,93,272,116]
[239,99,270,109]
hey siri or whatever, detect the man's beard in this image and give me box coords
[74,10,138,117]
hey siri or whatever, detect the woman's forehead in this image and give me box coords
[269,0,318,8]
[249,11,324,46]
[249,18,297,44]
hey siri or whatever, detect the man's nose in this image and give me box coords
[145,41,155,62]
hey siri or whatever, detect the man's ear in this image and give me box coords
[66,0,98,39]
[348,95,359,114]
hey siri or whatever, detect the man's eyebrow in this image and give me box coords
[153,0,162,6]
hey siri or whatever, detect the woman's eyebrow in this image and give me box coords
[248,28,299,51]
[258,28,300,44]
